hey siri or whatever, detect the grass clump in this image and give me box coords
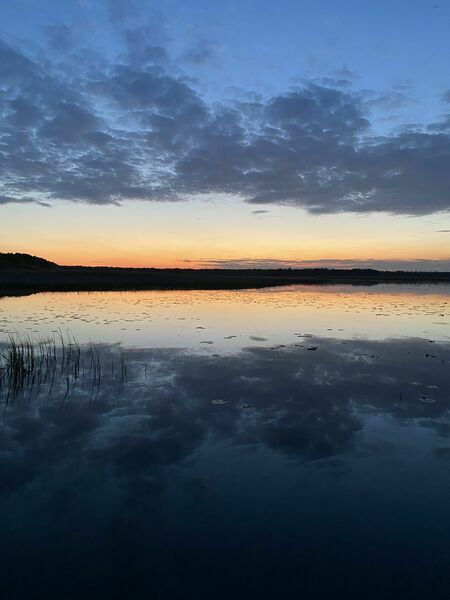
[0,332,127,407]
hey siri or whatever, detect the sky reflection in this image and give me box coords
[1,284,449,349]
[2,336,449,497]
[1,288,450,598]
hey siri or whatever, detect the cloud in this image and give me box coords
[122,26,169,67]
[184,257,450,271]
[43,24,74,53]
[362,89,412,112]
[107,0,140,26]
[1,38,450,214]
[334,66,357,80]
[0,194,50,207]
[182,39,219,65]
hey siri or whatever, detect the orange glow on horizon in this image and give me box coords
[2,198,449,269]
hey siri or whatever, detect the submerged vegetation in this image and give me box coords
[0,332,127,406]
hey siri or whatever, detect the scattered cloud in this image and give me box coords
[43,24,74,53]
[182,39,219,65]
[1,36,450,215]
[107,0,140,26]
[334,66,357,80]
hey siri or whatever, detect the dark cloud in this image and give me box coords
[40,102,103,144]
[5,97,43,128]
[1,38,450,214]
[0,194,50,207]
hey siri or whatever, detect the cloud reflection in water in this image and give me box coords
[1,336,450,598]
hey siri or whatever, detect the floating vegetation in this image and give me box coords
[419,395,436,404]
[0,332,128,407]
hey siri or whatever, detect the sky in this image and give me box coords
[0,0,449,269]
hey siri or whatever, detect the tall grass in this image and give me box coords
[0,332,128,406]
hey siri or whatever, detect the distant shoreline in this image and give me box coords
[1,266,450,294]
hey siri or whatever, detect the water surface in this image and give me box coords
[1,284,450,599]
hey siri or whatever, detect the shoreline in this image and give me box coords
[1,267,450,294]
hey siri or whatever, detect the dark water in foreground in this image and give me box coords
[1,285,450,599]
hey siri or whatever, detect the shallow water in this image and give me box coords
[1,284,450,599]
[1,284,449,349]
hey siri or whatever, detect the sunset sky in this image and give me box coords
[1,0,449,269]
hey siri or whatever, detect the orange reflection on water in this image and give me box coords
[0,284,449,350]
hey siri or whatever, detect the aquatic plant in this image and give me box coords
[0,332,128,406]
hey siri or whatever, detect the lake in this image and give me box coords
[1,284,450,598]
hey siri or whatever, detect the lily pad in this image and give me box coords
[419,395,436,404]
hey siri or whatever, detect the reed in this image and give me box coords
[0,333,128,406]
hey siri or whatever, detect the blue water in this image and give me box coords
[1,286,450,598]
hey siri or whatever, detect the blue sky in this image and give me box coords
[3,0,449,121]
[0,0,449,267]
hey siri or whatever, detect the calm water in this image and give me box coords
[1,284,450,599]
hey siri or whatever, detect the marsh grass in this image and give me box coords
[0,332,128,407]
